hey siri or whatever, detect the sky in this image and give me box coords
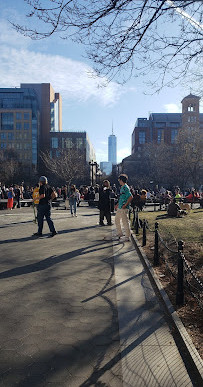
[0,1,202,163]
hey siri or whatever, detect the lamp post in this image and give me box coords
[89,160,97,186]
[96,170,102,184]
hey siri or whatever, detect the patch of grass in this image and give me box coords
[134,209,203,245]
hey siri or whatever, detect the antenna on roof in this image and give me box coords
[112,121,114,135]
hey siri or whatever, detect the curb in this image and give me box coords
[130,232,203,387]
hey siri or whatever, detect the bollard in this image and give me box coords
[153,222,159,266]
[132,208,135,228]
[176,240,184,306]
[142,219,146,246]
[135,209,139,234]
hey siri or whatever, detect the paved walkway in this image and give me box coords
[0,204,194,386]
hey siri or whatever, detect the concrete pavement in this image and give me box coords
[0,204,196,386]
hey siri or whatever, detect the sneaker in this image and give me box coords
[112,235,122,241]
[71,214,74,217]
[74,214,77,217]
[33,232,42,237]
[120,236,131,242]
[48,231,58,238]
[99,222,105,226]
[107,223,113,226]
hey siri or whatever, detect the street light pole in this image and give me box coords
[89,160,97,186]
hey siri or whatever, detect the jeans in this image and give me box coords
[37,203,56,234]
[115,208,130,238]
[69,198,77,215]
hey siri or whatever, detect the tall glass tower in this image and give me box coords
[108,126,117,165]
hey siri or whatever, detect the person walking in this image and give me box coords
[98,180,112,226]
[115,174,133,242]
[69,184,78,217]
[33,176,57,237]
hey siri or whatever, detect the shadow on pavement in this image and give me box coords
[0,243,112,279]
[0,225,98,245]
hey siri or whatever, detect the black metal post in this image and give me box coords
[132,208,135,227]
[142,219,146,246]
[153,222,159,266]
[176,240,184,306]
[135,209,139,234]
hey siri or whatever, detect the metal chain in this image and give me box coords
[157,231,178,254]
[182,255,203,290]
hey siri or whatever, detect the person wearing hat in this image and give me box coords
[33,176,57,237]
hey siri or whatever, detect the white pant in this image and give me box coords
[115,208,131,238]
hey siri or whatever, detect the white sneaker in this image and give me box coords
[71,214,74,217]
[74,214,77,217]
[119,236,131,242]
[112,235,122,241]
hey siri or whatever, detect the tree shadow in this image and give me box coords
[0,243,112,279]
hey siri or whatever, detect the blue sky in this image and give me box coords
[0,1,202,163]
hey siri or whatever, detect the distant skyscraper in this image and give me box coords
[108,126,117,165]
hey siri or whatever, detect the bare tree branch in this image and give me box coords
[10,0,203,90]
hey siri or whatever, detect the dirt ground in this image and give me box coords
[139,237,203,359]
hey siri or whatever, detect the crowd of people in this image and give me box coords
[0,178,202,240]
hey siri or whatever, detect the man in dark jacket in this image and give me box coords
[98,180,112,226]
[33,176,57,237]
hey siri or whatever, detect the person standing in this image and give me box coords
[7,187,15,210]
[115,174,132,242]
[98,180,112,226]
[33,176,57,237]
[69,184,78,217]
[14,185,21,208]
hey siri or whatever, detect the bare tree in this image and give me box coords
[12,0,203,90]
[0,150,21,184]
[175,127,203,188]
[40,148,88,186]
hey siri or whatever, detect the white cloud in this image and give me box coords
[0,19,124,106]
[164,103,181,113]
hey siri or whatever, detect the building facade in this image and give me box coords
[21,83,62,152]
[0,83,63,177]
[50,131,96,163]
[0,87,40,174]
[100,161,112,176]
[131,94,203,154]
[108,132,117,165]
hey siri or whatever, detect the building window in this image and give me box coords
[7,143,15,149]
[0,143,6,149]
[187,105,195,112]
[188,116,196,122]
[24,112,30,120]
[24,122,30,130]
[16,112,22,120]
[24,143,30,150]
[16,122,22,130]
[139,131,146,144]
[157,129,164,144]
[156,122,165,128]
[1,113,14,130]
[0,133,6,140]
[170,122,180,127]
[171,129,178,144]
[51,137,58,149]
[8,133,14,140]
[62,138,73,149]
[76,138,83,149]
[16,143,23,150]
